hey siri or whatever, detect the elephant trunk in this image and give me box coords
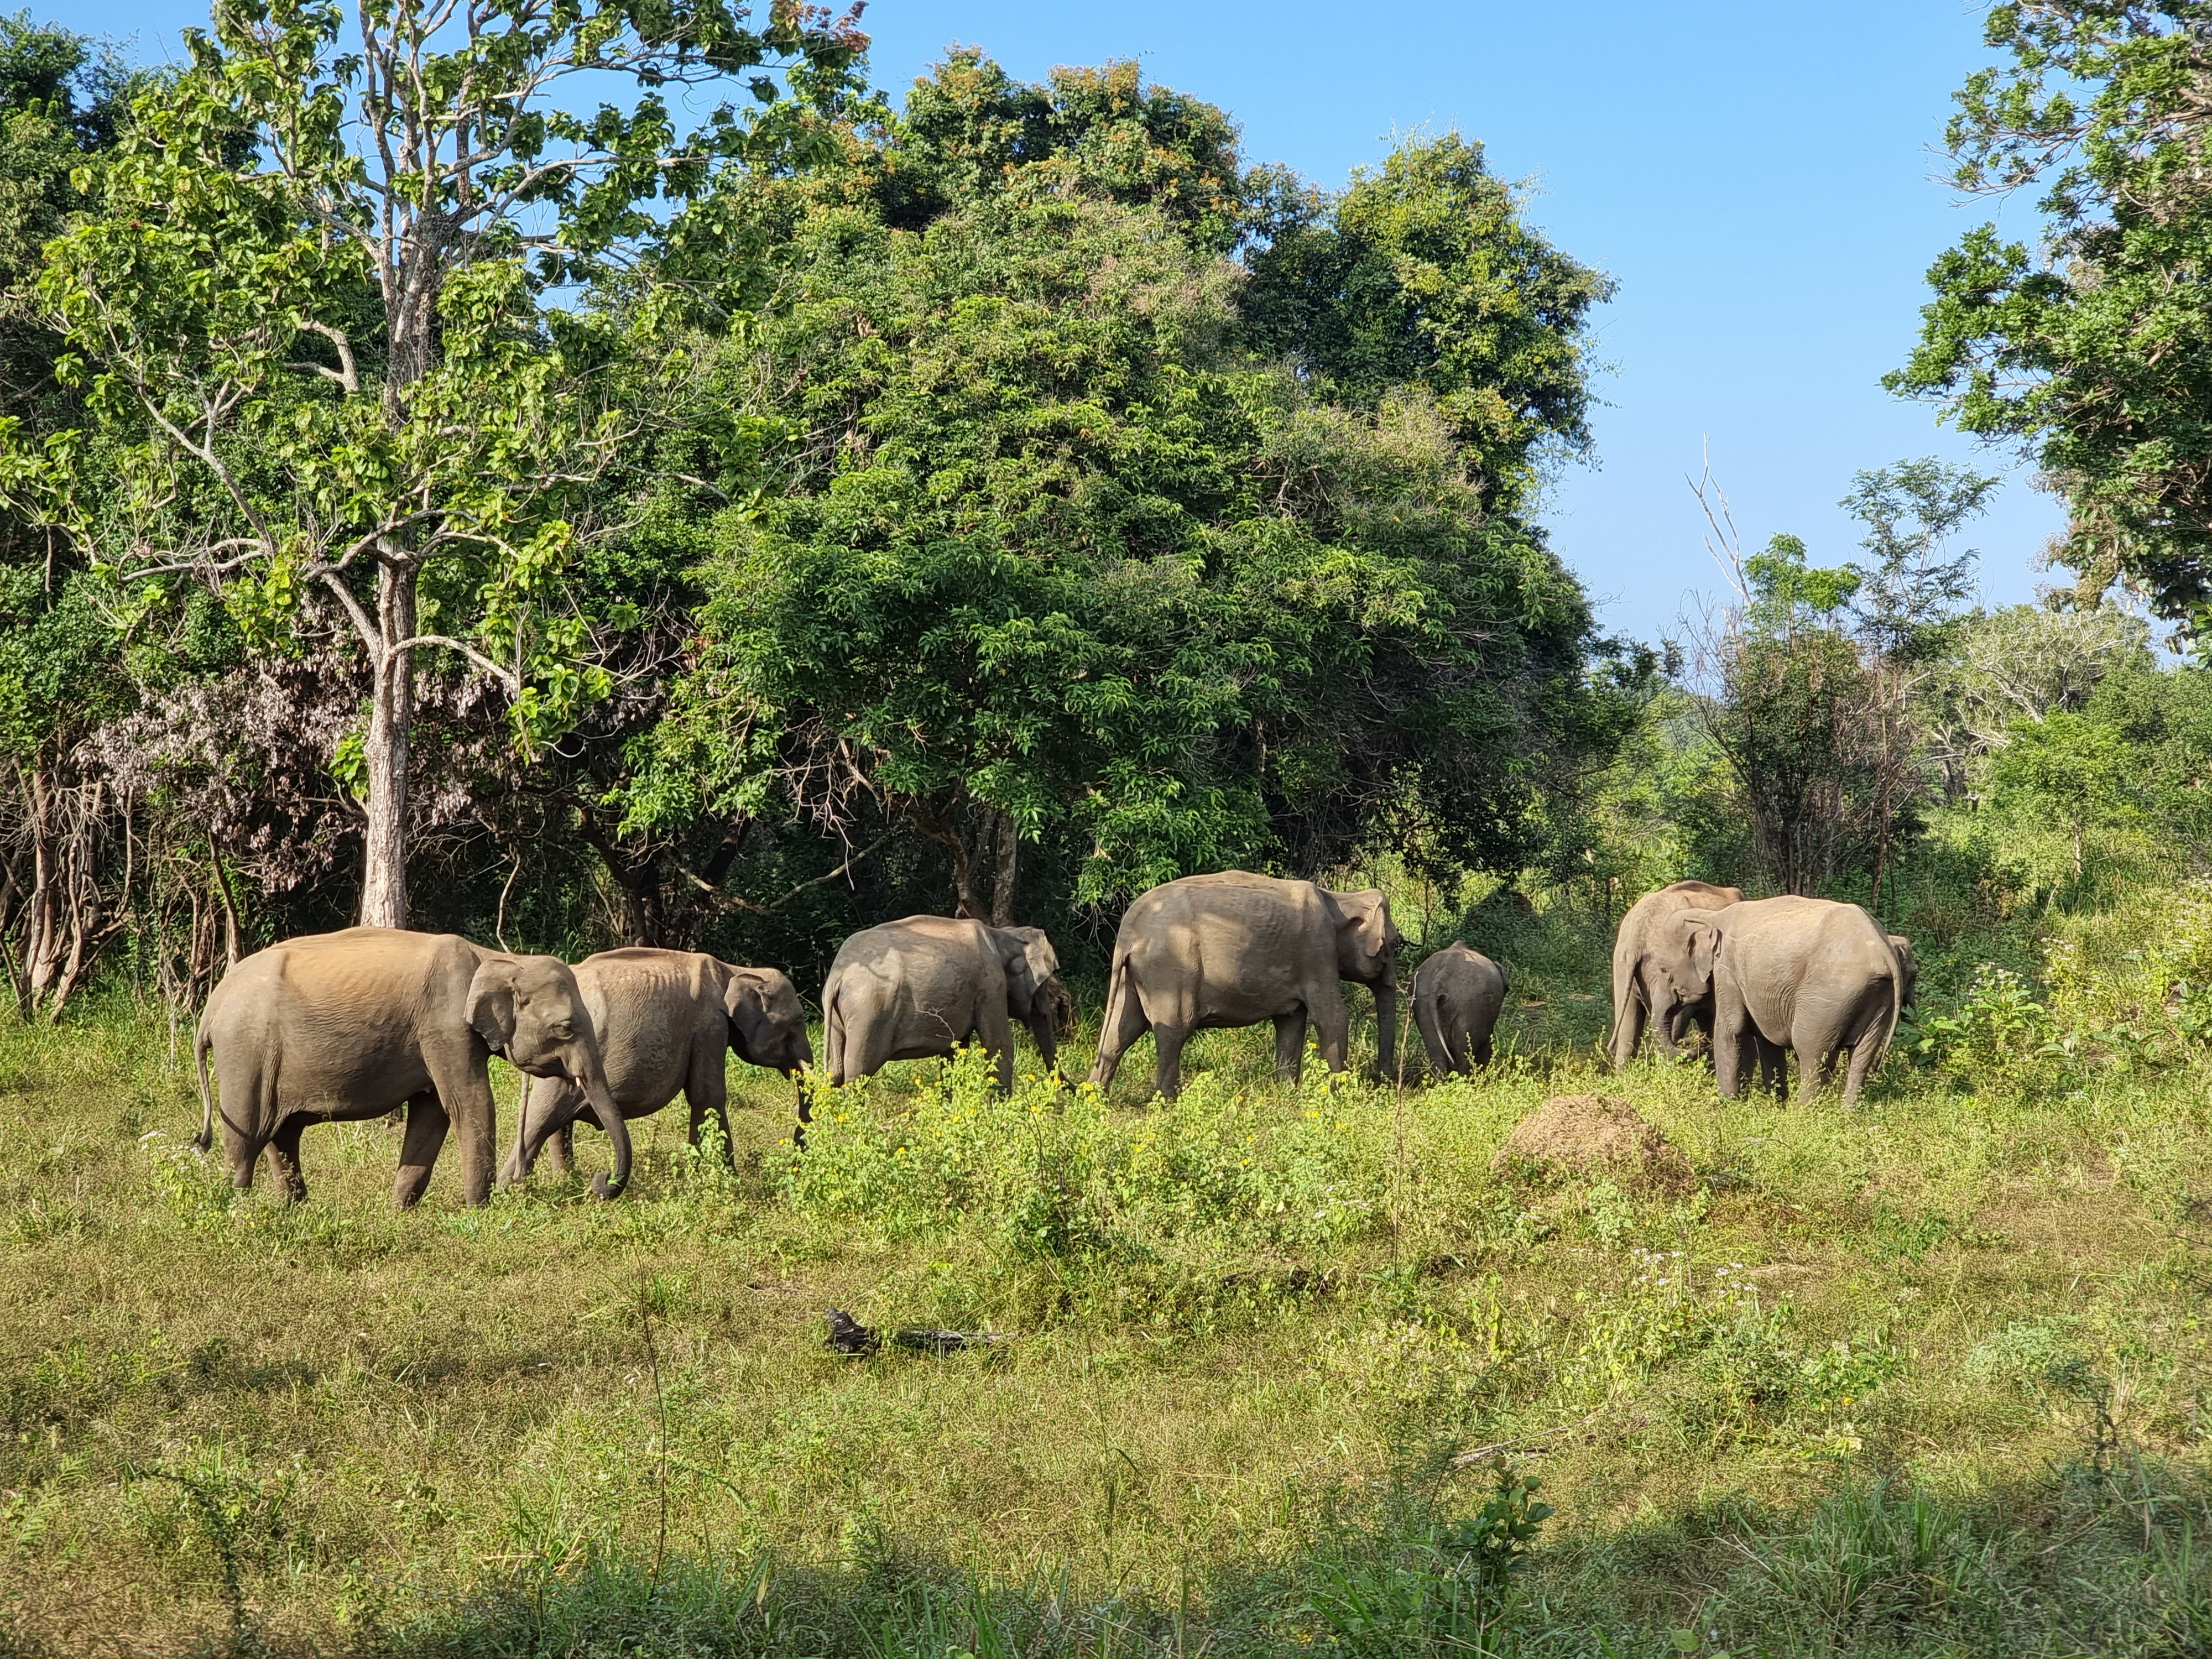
[1373,975,1400,1081]
[580,1074,631,1200]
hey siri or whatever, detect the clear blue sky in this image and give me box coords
[72,0,2060,644]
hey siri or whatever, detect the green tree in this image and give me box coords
[1987,710,2136,878]
[1689,459,1992,903]
[0,0,864,928]
[627,62,1636,922]
[0,14,135,1013]
[1889,2,2212,619]
[1243,132,1614,512]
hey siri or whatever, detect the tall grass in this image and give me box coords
[5,957,2212,1655]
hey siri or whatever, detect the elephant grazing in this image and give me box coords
[1665,897,1902,1108]
[1088,872,1400,1100]
[1411,942,1508,1077]
[501,950,811,1186]
[821,916,1065,1091]
[1610,880,1746,1067]
[193,928,630,1207]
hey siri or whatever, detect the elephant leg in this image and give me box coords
[1841,1022,1886,1108]
[419,1048,496,1208]
[977,999,1017,1092]
[263,1117,309,1204]
[1829,998,1890,1109]
[1649,990,1684,1060]
[1449,1015,1478,1074]
[1312,989,1350,1076]
[1788,1028,1832,1108]
[1710,982,1748,1099]
[1472,1026,1494,1069]
[215,1055,273,1192]
[1089,971,1151,1091]
[504,1077,582,1185]
[1152,1023,1192,1100]
[547,1120,576,1174]
[686,1047,733,1166]
[1273,1012,1306,1082]
[394,1092,450,1208]
[1609,981,1646,1070]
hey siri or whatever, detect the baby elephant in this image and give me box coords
[501,948,810,1185]
[822,916,1065,1090]
[1411,942,1509,1077]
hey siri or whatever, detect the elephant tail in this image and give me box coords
[1096,946,1134,1047]
[1872,957,1905,1076]
[191,1020,216,1154]
[821,971,846,1086]
[1413,996,1452,1077]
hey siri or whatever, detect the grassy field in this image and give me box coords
[4,964,2212,1657]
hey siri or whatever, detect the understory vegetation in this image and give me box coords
[11,839,2212,1656]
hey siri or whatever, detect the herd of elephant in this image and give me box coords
[187,871,1912,1210]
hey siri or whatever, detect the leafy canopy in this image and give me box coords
[1890,2,2212,620]
[628,55,1634,907]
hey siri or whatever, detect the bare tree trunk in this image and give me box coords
[989,810,1019,927]
[209,846,241,967]
[24,766,56,1001]
[359,561,416,929]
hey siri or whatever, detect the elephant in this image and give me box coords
[192,928,630,1207]
[1411,942,1508,1077]
[1662,897,1902,1107]
[1610,879,1747,1067]
[821,916,1065,1091]
[500,949,811,1186]
[1088,872,1400,1099]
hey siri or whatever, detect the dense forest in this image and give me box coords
[3,0,2208,1033]
[0,1,1641,1008]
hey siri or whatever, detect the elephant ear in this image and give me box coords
[1682,914,1723,986]
[995,926,1057,1015]
[722,967,782,1063]
[1334,889,1395,978]
[465,954,520,1056]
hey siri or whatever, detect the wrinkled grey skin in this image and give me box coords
[1610,880,1747,1067]
[500,949,811,1186]
[822,916,1065,1091]
[1888,934,1918,1012]
[1089,872,1400,1100]
[193,928,630,1207]
[1663,898,1902,1107]
[1411,942,1509,1078]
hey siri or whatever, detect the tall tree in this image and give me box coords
[0,0,863,927]
[0,14,134,1014]
[1890,2,2212,619]
[627,61,1635,921]
[1243,132,1614,513]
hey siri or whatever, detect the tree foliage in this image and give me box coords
[622,63,1639,925]
[1890,1,2212,619]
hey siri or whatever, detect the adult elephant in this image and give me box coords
[194,928,630,1207]
[1412,942,1508,1077]
[502,950,811,1186]
[1663,897,1902,1107]
[1089,872,1400,1099]
[1610,879,1747,1067]
[822,917,1065,1091]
